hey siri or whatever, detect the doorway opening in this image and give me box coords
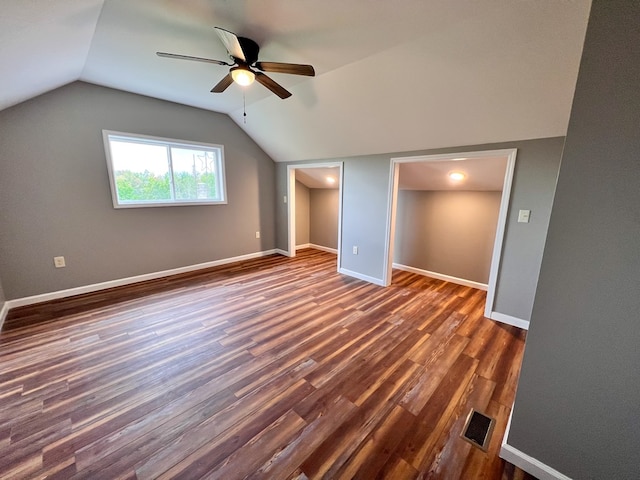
[384,149,517,318]
[287,162,344,271]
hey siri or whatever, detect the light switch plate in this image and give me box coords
[518,210,531,223]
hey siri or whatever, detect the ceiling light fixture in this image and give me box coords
[326,176,336,184]
[449,171,466,181]
[230,66,255,86]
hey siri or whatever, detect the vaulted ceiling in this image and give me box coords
[1,0,591,163]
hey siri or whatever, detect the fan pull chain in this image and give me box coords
[243,91,247,124]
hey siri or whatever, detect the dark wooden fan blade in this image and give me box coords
[214,27,245,62]
[255,72,292,99]
[156,52,230,66]
[255,62,315,77]
[211,73,234,93]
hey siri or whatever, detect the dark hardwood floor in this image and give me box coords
[0,249,536,479]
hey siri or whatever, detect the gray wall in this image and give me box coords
[309,189,339,250]
[0,82,276,300]
[491,138,564,319]
[295,180,310,246]
[339,157,392,280]
[277,136,563,322]
[508,2,640,478]
[394,190,501,284]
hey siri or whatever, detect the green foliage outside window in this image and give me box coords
[115,170,218,202]
[174,171,218,199]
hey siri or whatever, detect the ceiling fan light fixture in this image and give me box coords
[449,171,466,181]
[231,67,255,86]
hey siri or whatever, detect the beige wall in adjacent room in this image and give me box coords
[309,189,339,250]
[394,190,501,284]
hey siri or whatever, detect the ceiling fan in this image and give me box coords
[157,27,315,99]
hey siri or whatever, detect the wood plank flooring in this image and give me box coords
[0,249,536,479]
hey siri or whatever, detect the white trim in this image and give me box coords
[336,166,344,272]
[500,444,571,480]
[392,263,488,291]
[383,159,401,286]
[309,244,338,254]
[490,311,530,330]
[287,165,297,258]
[0,302,9,330]
[501,412,572,480]
[274,248,289,256]
[297,243,338,254]
[4,250,279,310]
[390,149,516,164]
[102,130,227,208]
[338,268,386,286]
[384,148,518,316]
[484,150,518,317]
[287,162,344,273]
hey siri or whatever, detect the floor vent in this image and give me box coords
[461,409,495,451]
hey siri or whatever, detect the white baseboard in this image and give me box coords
[501,411,572,480]
[500,444,571,480]
[490,311,530,330]
[296,244,338,254]
[274,248,289,256]
[0,302,9,331]
[392,263,488,291]
[338,268,386,287]
[4,249,281,311]
[309,244,338,254]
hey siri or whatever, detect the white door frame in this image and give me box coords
[383,148,518,318]
[287,162,344,271]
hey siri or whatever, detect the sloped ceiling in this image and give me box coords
[0,0,591,163]
[1,0,104,108]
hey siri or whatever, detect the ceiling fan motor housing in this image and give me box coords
[236,37,259,65]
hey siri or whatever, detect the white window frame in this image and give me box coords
[103,130,227,208]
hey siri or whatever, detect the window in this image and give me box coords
[103,131,227,208]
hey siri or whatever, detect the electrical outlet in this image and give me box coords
[352,246,358,255]
[255,231,260,239]
[54,256,66,268]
